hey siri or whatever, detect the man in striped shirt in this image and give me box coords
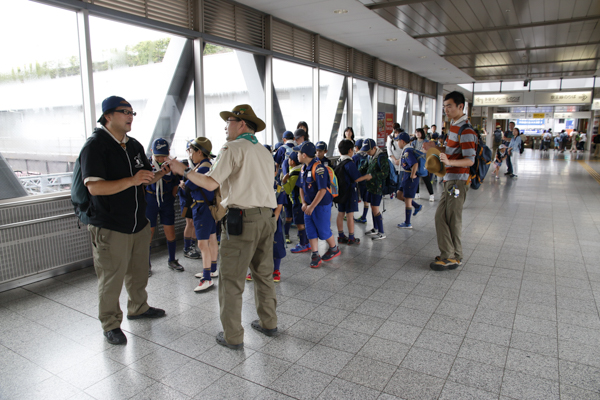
[431,91,476,271]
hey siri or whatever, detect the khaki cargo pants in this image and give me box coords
[88,223,151,332]
[218,207,277,345]
[434,180,468,261]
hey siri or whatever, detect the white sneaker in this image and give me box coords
[194,279,214,292]
[415,193,420,199]
[210,270,219,278]
[194,272,203,278]
[365,229,379,236]
[372,233,386,240]
[429,194,435,202]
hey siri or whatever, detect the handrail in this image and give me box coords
[0,213,76,230]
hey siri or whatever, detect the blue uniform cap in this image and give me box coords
[273,142,283,151]
[283,131,294,140]
[293,141,316,157]
[432,132,439,139]
[263,144,272,152]
[355,139,364,149]
[152,138,170,156]
[289,151,299,163]
[394,132,410,143]
[315,141,327,151]
[360,138,376,152]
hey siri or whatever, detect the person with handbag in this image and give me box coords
[185,137,220,292]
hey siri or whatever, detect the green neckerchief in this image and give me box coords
[237,132,258,144]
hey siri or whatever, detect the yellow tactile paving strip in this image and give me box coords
[579,160,600,185]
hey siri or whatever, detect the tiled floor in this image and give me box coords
[2,149,600,399]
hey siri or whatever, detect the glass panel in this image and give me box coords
[171,83,195,160]
[413,94,422,111]
[204,44,266,151]
[0,0,84,196]
[273,58,313,143]
[353,78,374,140]
[530,79,561,90]
[397,90,410,131]
[320,70,347,156]
[424,97,435,127]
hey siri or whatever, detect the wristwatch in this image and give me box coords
[183,167,191,179]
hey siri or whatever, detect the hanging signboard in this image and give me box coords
[532,113,546,119]
[553,112,592,119]
[534,91,592,105]
[473,93,524,106]
[592,98,600,110]
[471,107,482,117]
[493,113,526,119]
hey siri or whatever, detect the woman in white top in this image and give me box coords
[409,129,434,201]
[387,127,404,173]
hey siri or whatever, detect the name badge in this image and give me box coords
[307,172,312,178]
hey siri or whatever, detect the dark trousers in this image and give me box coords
[506,154,513,174]
[416,173,434,195]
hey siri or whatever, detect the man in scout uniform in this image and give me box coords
[168,104,278,350]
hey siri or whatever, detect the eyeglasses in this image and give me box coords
[114,109,137,116]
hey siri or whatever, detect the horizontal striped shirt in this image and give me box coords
[444,115,477,181]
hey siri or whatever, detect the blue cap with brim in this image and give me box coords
[355,139,364,149]
[293,141,316,157]
[315,141,327,151]
[152,138,169,156]
[360,138,376,152]
[263,144,272,152]
[289,151,299,163]
[394,132,410,143]
[98,96,132,122]
[283,131,294,140]
[273,142,283,151]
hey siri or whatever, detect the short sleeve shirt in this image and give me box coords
[342,157,361,189]
[300,158,332,205]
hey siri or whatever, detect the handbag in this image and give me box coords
[199,187,227,222]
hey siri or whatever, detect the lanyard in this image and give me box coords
[237,132,258,144]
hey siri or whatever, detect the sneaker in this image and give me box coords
[343,215,347,221]
[504,172,512,176]
[127,307,166,320]
[397,222,412,229]
[211,269,219,278]
[365,228,379,236]
[434,256,462,266]
[338,236,349,244]
[103,327,127,345]
[495,175,499,180]
[429,194,435,202]
[354,216,367,224]
[310,254,322,268]
[322,247,341,261]
[291,243,311,253]
[372,233,386,240]
[347,238,360,245]
[251,320,278,336]
[194,279,214,292]
[215,332,243,350]
[415,193,420,199]
[246,273,252,281]
[273,270,281,282]
[168,260,185,272]
[184,247,201,259]
[413,204,423,216]
[429,259,459,271]
[510,174,518,179]
[285,235,291,244]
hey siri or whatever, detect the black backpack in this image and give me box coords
[71,137,94,227]
[332,159,352,204]
[493,130,502,145]
[519,137,525,154]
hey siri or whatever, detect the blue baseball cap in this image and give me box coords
[289,151,299,163]
[283,131,294,140]
[355,139,364,149]
[152,138,169,156]
[394,132,410,143]
[432,132,439,140]
[293,141,316,157]
[360,138,376,152]
[263,144,272,152]
[98,96,132,122]
[315,141,327,151]
[273,142,283,151]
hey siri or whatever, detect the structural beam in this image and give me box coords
[366,0,435,10]
[471,69,598,79]
[443,41,600,57]
[459,58,600,70]
[413,16,600,39]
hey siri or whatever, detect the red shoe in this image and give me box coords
[273,270,281,282]
[246,273,252,281]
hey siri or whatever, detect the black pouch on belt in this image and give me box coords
[227,208,243,236]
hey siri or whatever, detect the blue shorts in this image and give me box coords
[338,190,359,213]
[273,218,286,259]
[402,177,419,199]
[283,202,293,220]
[292,203,304,225]
[192,205,216,240]
[358,184,368,203]
[365,192,382,207]
[145,195,175,227]
[304,204,332,240]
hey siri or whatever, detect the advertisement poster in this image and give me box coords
[377,112,386,147]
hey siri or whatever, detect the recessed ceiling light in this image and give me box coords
[333,9,348,14]
[440,68,448,70]
[515,38,521,41]
[419,56,427,59]
[505,9,510,12]
[386,38,397,41]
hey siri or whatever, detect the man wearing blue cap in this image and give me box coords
[352,139,370,223]
[146,138,183,275]
[359,138,389,240]
[80,96,167,345]
[315,141,331,168]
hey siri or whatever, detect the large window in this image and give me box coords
[353,78,374,140]
[320,70,347,156]
[273,59,313,142]
[397,90,410,132]
[0,0,84,196]
[204,44,266,150]
[377,86,395,147]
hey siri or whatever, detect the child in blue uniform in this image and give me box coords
[396,132,422,229]
[284,152,310,253]
[352,139,370,224]
[315,141,332,168]
[359,139,389,240]
[185,138,219,292]
[178,157,201,260]
[146,138,183,275]
[295,142,341,268]
[336,140,372,245]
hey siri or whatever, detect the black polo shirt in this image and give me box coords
[80,127,152,234]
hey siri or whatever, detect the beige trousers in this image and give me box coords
[435,180,468,260]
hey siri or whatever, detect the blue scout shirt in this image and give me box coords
[342,156,362,189]
[186,159,214,208]
[146,170,180,202]
[300,158,332,206]
[401,147,418,182]
[274,142,294,168]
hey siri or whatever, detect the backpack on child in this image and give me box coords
[458,123,492,190]
[304,161,339,199]
[332,159,352,204]
[412,149,429,177]
[377,153,400,196]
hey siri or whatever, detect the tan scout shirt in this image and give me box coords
[206,136,277,209]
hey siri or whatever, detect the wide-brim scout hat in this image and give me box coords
[188,137,216,158]
[220,104,266,132]
[425,147,446,178]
